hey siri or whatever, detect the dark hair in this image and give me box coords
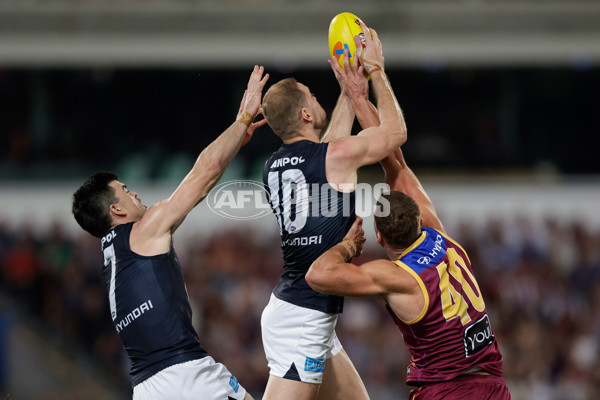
[72,171,119,238]
[374,191,422,248]
[261,78,307,139]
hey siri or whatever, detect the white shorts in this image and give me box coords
[132,357,247,400]
[261,293,343,384]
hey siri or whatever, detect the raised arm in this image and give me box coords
[332,48,381,130]
[381,148,445,233]
[133,66,269,252]
[321,48,370,143]
[320,93,354,143]
[326,24,407,186]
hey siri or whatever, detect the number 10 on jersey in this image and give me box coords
[267,169,309,234]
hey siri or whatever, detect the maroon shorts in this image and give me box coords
[409,374,511,400]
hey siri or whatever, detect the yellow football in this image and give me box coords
[328,12,366,72]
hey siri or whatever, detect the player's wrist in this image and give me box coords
[349,94,370,104]
[237,111,254,127]
[368,66,384,75]
[339,238,357,259]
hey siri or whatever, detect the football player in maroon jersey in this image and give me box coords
[307,147,511,400]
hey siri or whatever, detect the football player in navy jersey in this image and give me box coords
[71,66,269,400]
[307,147,511,400]
[259,23,407,400]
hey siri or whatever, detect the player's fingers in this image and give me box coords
[260,72,270,86]
[342,49,352,71]
[253,118,268,128]
[329,57,342,75]
[353,217,363,231]
[250,65,265,86]
[354,35,364,50]
[369,29,380,45]
[248,65,259,81]
[359,22,371,42]
[356,242,364,256]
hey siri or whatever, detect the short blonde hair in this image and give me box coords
[262,78,307,140]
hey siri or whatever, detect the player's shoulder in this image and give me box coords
[325,135,363,161]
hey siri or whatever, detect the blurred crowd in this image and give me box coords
[1,212,599,399]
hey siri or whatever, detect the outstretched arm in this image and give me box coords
[326,24,407,185]
[134,66,269,253]
[381,148,445,233]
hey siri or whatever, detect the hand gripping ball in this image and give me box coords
[328,12,367,72]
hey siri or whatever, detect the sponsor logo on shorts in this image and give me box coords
[304,357,325,373]
[229,375,239,393]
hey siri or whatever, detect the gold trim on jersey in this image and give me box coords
[399,230,427,258]
[438,230,471,264]
[390,230,429,324]
[391,259,429,324]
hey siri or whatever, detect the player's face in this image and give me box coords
[109,180,147,221]
[299,83,328,130]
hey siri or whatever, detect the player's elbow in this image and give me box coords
[306,262,333,294]
[389,126,407,149]
[379,117,407,144]
[369,129,406,164]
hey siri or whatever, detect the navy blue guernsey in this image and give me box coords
[263,140,355,313]
[100,222,207,387]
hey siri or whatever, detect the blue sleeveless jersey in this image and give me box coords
[263,140,355,313]
[100,222,207,387]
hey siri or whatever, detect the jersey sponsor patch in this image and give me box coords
[304,356,326,373]
[229,375,240,393]
[464,314,494,357]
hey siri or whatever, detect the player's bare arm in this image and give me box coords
[326,25,407,186]
[381,148,445,233]
[332,48,380,130]
[321,48,368,143]
[306,217,413,296]
[320,94,354,143]
[131,66,269,255]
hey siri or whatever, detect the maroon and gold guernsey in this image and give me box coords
[386,227,504,386]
